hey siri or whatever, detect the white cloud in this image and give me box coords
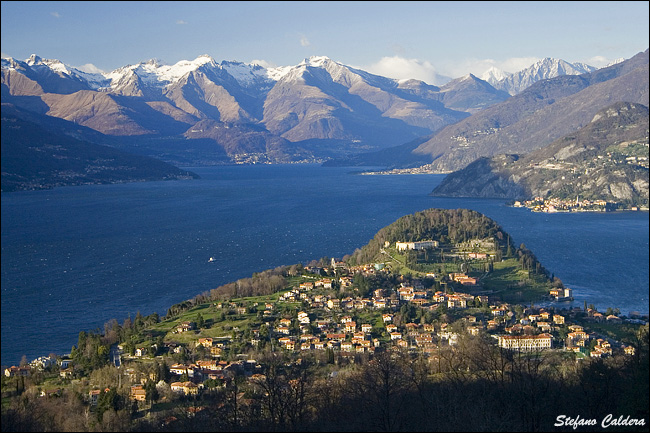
[75,63,105,74]
[361,56,450,86]
[585,55,611,68]
[51,11,61,18]
[176,20,188,25]
[299,35,311,47]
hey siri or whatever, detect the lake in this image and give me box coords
[2,164,648,366]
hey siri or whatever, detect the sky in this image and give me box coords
[1,1,648,85]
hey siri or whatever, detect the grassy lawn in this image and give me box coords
[480,259,550,304]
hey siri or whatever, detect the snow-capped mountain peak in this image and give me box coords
[492,57,597,95]
[481,66,512,85]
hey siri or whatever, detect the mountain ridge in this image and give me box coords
[1,104,199,192]
[413,49,649,173]
[2,52,615,166]
[430,101,649,208]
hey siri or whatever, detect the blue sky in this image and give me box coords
[1,1,648,84]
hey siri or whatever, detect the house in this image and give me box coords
[382,314,393,323]
[59,367,74,378]
[498,333,553,351]
[284,341,296,351]
[339,277,353,288]
[314,341,326,350]
[457,277,477,286]
[196,360,219,371]
[170,381,199,396]
[4,366,30,377]
[170,364,188,376]
[438,331,459,346]
[30,356,55,369]
[277,326,291,335]
[301,342,313,351]
[567,331,589,349]
[551,287,573,300]
[553,314,565,325]
[88,389,102,405]
[423,323,435,332]
[487,320,500,330]
[318,279,333,289]
[447,296,467,309]
[177,321,196,333]
[327,299,340,309]
[278,336,295,346]
[135,347,147,357]
[196,337,214,348]
[386,324,398,333]
[414,334,433,346]
[130,385,147,402]
[361,324,373,333]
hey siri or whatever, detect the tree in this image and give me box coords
[348,349,411,431]
[196,312,205,329]
[145,380,159,404]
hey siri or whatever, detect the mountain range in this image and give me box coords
[481,57,598,95]
[431,101,649,207]
[2,52,618,167]
[410,49,649,173]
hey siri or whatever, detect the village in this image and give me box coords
[512,196,646,213]
[4,239,645,419]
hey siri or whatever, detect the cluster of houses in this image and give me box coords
[161,260,641,364]
[4,251,643,406]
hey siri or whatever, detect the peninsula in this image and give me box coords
[2,208,647,432]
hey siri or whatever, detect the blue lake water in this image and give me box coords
[2,164,648,366]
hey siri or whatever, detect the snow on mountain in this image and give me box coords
[492,58,597,95]
[220,60,275,89]
[480,66,512,86]
[2,54,110,92]
[606,58,626,67]
[103,55,218,90]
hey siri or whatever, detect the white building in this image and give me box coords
[395,240,439,251]
[498,333,553,351]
